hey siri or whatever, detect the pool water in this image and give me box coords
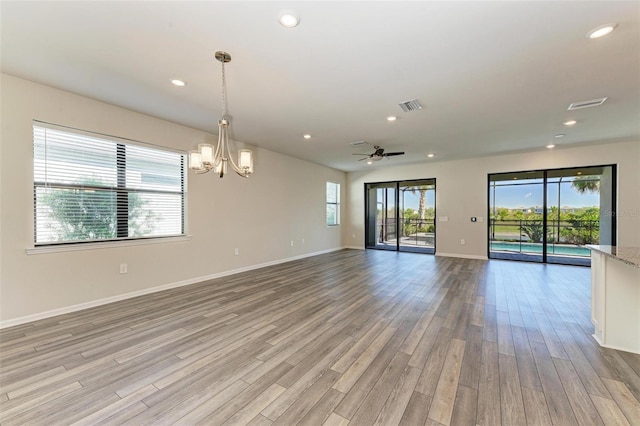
[490,242,590,257]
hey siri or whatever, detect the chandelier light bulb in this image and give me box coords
[198,144,214,165]
[189,151,203,170]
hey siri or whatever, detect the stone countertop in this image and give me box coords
[587,245,640,269]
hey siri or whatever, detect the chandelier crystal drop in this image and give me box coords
[188,51,254,178]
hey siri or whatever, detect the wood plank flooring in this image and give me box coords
[1,249,639,425]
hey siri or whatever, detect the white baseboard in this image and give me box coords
[0,247,345,329]
[592,334,640,355]
[343,245,365,250]
[436,252,488,260]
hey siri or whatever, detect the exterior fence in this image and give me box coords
[378,218,436,246]
[489,219,599,256]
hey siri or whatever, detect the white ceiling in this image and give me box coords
[2,1,639,172]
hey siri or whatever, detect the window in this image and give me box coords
[326,182,340,226]
[33,122,186,245]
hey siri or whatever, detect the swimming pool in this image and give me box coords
[490,241,590,257]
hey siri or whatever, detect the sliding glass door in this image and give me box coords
[489,171,545,262]
[365,179,436,254]
[365,182,397,251]
[489,165,615,266]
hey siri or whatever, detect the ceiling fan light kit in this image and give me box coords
[353,144,405,163]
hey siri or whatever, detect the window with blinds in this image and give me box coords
[326,182,340,226]
[33,122,186,245]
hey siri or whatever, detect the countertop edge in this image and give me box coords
[587,245,640,269]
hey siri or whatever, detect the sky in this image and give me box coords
[403,190,436,210]
[398,182,600,210]
[491,182,599,209]
[397,181,599,211]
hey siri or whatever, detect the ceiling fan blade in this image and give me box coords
[352,153,372,156]
[358,157,371,161]
[384,152,405,157]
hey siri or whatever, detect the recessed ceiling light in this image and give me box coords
[563,120,577,126]
[427,153,435,158]
[546,144,556,149]
[171,79,186,87]
[278,11,299,28]
[587,23,617,39]
[303,134,311,139]
[387,116,397,122]
[555,134,565,138]
[366,160,373,165]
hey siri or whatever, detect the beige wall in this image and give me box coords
[0,74,346,324]
[2,72,639,325]
[345,141,640,257]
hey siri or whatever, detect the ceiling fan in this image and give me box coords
[353,145,405,162]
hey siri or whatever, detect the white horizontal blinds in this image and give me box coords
[125,145,184,238]
[33,123,185,245]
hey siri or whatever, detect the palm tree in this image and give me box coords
[406,186,432,220]
[414,189,427,220]
[571,175,600,194]
[402,185,431,238]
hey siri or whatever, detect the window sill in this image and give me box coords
[326,224,341,228]
[26,235,192,255]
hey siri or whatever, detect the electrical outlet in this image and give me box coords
[234,248,239,256]
[120,263,128,274]
[460,239,465,245]
[352,233,356,239]
[301,238,305,245]
[290,240,294,247]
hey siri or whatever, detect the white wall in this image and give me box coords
[346,141,640,257]
[0,74,346,324]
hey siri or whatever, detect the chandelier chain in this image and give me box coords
[221,61,227,118]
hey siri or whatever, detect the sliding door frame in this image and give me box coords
[487,164,617,264]
[364,178,437,254]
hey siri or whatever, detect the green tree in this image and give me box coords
[406,187,428,220]
[561,207,600,245]
[519,211,543,242]
[571,175,600,194]
[521,220,544,242]
[496,208,509,221]
[42,179,156,241]
[403,186,434,236]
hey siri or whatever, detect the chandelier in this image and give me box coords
[188,51,254,178]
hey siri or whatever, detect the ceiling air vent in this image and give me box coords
[350,140,367,146]
[568,97,608,110]
[398,99,423,112]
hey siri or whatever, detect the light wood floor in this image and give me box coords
[1,249,639,425]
